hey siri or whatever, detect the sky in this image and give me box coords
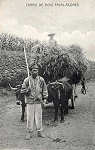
[0,0,95,61]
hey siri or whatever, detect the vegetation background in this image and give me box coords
[0,33,88,87]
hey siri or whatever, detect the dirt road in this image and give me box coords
[0,81,95,150]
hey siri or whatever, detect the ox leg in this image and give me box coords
[54,105,59,122]
[60,105,64,122]
[71,96,74,109]
[64,99,68,114]
[21,102,26,122]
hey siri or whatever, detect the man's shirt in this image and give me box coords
[21,76,48,104]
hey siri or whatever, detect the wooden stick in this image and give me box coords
[23,46,31,87]
[23,44,40,87]
[24,46,30,78]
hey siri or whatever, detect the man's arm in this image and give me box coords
[42,78,48,103]
[21,78,30,95]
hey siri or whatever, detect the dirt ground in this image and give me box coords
[0,81,95,150]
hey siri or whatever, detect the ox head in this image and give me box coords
[47,81,63,102]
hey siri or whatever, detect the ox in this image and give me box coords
[47,80,74,122]
[9,84,26,122]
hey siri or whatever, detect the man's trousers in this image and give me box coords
[27,103,42,132]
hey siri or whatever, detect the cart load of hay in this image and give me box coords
[26,42,87,84]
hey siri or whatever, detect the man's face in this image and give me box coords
[30,68,38,78]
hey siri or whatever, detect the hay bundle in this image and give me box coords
[27,42,87,84]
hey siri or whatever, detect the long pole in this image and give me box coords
[24,46,30,78]
[23,45,30,87]
[23,43,40,86]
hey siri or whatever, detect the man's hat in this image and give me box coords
[29,63,39,70]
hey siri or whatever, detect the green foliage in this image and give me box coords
[0,33,87,86]
[0,50,27,87]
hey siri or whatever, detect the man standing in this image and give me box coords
[21,63,48,139]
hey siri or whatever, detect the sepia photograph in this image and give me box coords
[0,0,95,149]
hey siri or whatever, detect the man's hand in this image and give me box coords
[43,99,47,104]
[26,87,31,96]
[42,99,48,108]
[16,100,21,105]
